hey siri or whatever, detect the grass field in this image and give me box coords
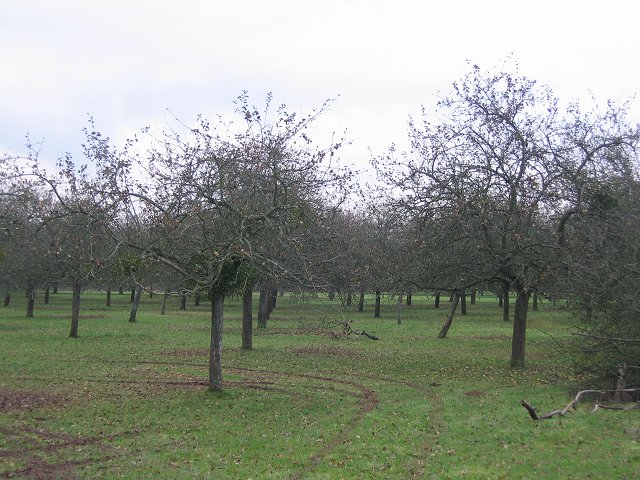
[1,291,639,479]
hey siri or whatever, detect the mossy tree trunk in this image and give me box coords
[510,289,530,368]
[26,286,35,318]
[374,290,381,318]
[209,290,225,392]
[242,288,253,350]
[357,290,365,312]
[438,290,460,338]
[69,280,81,338]
[129,285,143,323]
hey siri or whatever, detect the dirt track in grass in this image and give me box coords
[1,352,439,479]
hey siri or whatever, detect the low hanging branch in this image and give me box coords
[521,388,640,420]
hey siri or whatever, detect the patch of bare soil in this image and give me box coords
[0,425,120,480]
[465,390,484,397]
[160,348,208,358]
[291,345,363,359]
[51,314,107,320]
[0,389,70,413]
[465,335,511,341]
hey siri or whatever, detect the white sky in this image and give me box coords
[1,0,638,174]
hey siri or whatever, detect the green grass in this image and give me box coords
[1,291,639,479]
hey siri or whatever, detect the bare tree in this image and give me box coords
[375,61,637,367]
[82,94,351,391]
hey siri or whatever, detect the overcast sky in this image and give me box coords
[1,0,638,173]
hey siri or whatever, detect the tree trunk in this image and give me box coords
[130,288,135,303]
[129,285,143,323]
[438,290,460,338]
[510,289,530,368]
[396,293,403,325]
[502,281,510,322]
[118,286,123,295]
[498,291,503,307]
[242,288,253,350]
[180,293,187,310]
[267,287,277,318]
[106,288,111,307]
[3,293,10,307]
[44,287,50,305]
[435,291,440,309]
[257,286,268,329]
[161,291,169,315]
[52,284,58,294]
[357,290,365,312]
[26,286,35,318]
[69,280,81,338]
[194,292,201,306]
[406,291,412,306]
[374,290,381,318]
[461,289,467,315]
[345,292,352,306]
[470,289,476,305]
[532,292,538,311]
[209,291,225,392]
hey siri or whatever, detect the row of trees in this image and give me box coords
[2,63,639,390]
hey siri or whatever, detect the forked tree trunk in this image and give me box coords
[257,286,268,328]
[26,286,35,318]
[3,293,10,307]
[129,285,143,323]
[69,280,81,338]
[209,290,225,392]
[357,290,365,312]
[434,291,440,309]
[242,288,253,350]
[106,288,111,307]
[510,289,530,368]
[44,287,50,305]
[396,293,403,325]
[374,290,381,318]
[461,289,467,315]
[438,290,460,338]
[502,281,510,322]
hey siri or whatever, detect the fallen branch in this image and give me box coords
[592,403,640,412]
[520,400,567,420]
[521,388,640,420]
[354,329,380,340]
[323,319,379,340]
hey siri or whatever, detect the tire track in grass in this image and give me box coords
[12,358,440,478]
